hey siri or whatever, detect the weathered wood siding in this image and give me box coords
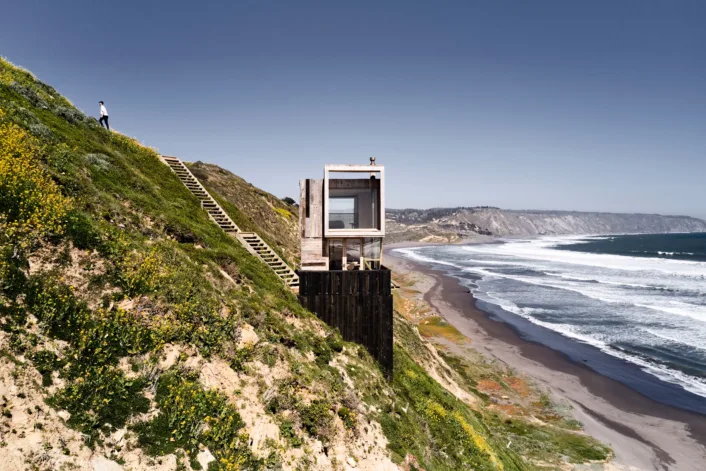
[300,179,328,270]
[298,269,393,376]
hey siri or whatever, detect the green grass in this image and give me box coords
[486,413,611,463]
[417,316,466,343]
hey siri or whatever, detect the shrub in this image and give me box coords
[30,350,65,387]
[275,207,292,218]
[134,371,261,469]
[44,143,81,175]
[25,274,87,341]
[278,420,302,447]
[53,105,85,124]
[337,406,357,431]
[65,307,156,366]
[6,105,40,126]
[265,379,298,414]
[116,246,170,296]
[65,210,102,250]
[312,336,335,366]
[26,274,156,361]
[299,399,333,442]
[281,197,295,205]
[229,346,253,372]
[327,334,344,353]
[0,242,28,299]
[50,366,149,444]
[84,153,111,171]
[29,122,54,140]
[8,82,48,109]
[0,122,71,251]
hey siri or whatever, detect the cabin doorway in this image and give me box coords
[328,239,343,270]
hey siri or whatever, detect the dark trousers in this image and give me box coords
[99,116,110,130]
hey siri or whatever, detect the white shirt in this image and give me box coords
[100,105,108,117]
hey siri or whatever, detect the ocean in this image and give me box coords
[394,233,706,413]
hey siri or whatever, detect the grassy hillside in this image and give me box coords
[0,56,611,471]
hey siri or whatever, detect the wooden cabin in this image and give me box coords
[299,158,385,271]
[297,159,393,375]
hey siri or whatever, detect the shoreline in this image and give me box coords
[386,246,706,471]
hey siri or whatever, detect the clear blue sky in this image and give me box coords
[2,1,705,218]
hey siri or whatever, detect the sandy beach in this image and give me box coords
[386,246,706,471]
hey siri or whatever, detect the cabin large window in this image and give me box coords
[324,164,385,238]
[327,176,380,230]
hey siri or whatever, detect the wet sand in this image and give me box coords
[386,249,706,471]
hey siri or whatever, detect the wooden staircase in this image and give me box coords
[237,232,299,289]
[161,155,299,290]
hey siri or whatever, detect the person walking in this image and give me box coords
[98,101,110,130]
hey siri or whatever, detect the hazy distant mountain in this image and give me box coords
[386,207,706,243]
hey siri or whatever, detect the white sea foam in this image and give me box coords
[476,291,706,398]
[460,237,706,277]
[396,235,706,398]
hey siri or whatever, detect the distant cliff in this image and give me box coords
[386,207,706,242]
